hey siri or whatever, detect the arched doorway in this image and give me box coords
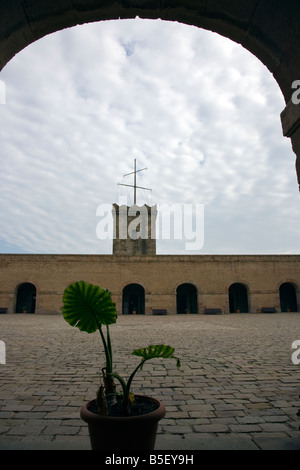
[229,283,248,313]
[16,283,36,313]
[176,283,198,314]
[279,282,298,312]
[122,283,145,315]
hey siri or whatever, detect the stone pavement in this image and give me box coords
[0,313,300,451]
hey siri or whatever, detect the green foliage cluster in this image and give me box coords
[62,281,180,415]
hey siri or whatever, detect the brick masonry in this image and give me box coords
[0,253,299,315]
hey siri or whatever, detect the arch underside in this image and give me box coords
[0,0,299,185]
[0,1,299,101]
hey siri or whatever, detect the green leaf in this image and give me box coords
[62,281,117,333]
[132,344,181,368]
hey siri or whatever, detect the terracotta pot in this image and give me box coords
[80,395,166,450]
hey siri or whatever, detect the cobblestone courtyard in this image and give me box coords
[0,313,300,450]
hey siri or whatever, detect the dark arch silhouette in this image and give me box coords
[176,283,198,314]
[229,283,249,313]
[122,283,145,315]
[279,282,298,312]
[0,1,297,102]
[16,282,36,313]
[0,2,299,186]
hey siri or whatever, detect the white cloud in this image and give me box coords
[0,18,299,255]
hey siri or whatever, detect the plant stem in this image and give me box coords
[109,371,131,409]
[97,322,112,373]
[126,359,146,394]
[106,325,113,372]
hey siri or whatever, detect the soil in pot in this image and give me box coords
[88,395,158,417]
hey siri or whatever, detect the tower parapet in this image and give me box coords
[112,204,157,256]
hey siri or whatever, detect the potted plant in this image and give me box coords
[62,280,180,450]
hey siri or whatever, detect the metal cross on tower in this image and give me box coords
[118,159,151,204]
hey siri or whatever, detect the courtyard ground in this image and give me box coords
[0,313,299,450]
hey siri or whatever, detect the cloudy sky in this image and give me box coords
[0,18,299,255]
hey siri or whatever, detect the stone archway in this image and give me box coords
[0,1,299,188]
[176,283,198,314]
[122,283,145,315]
[279,282,298,312]
[229,283,249,313]
[15,282,36,313]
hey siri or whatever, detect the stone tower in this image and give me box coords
[113,159,156,255]
[112,203,157,256]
